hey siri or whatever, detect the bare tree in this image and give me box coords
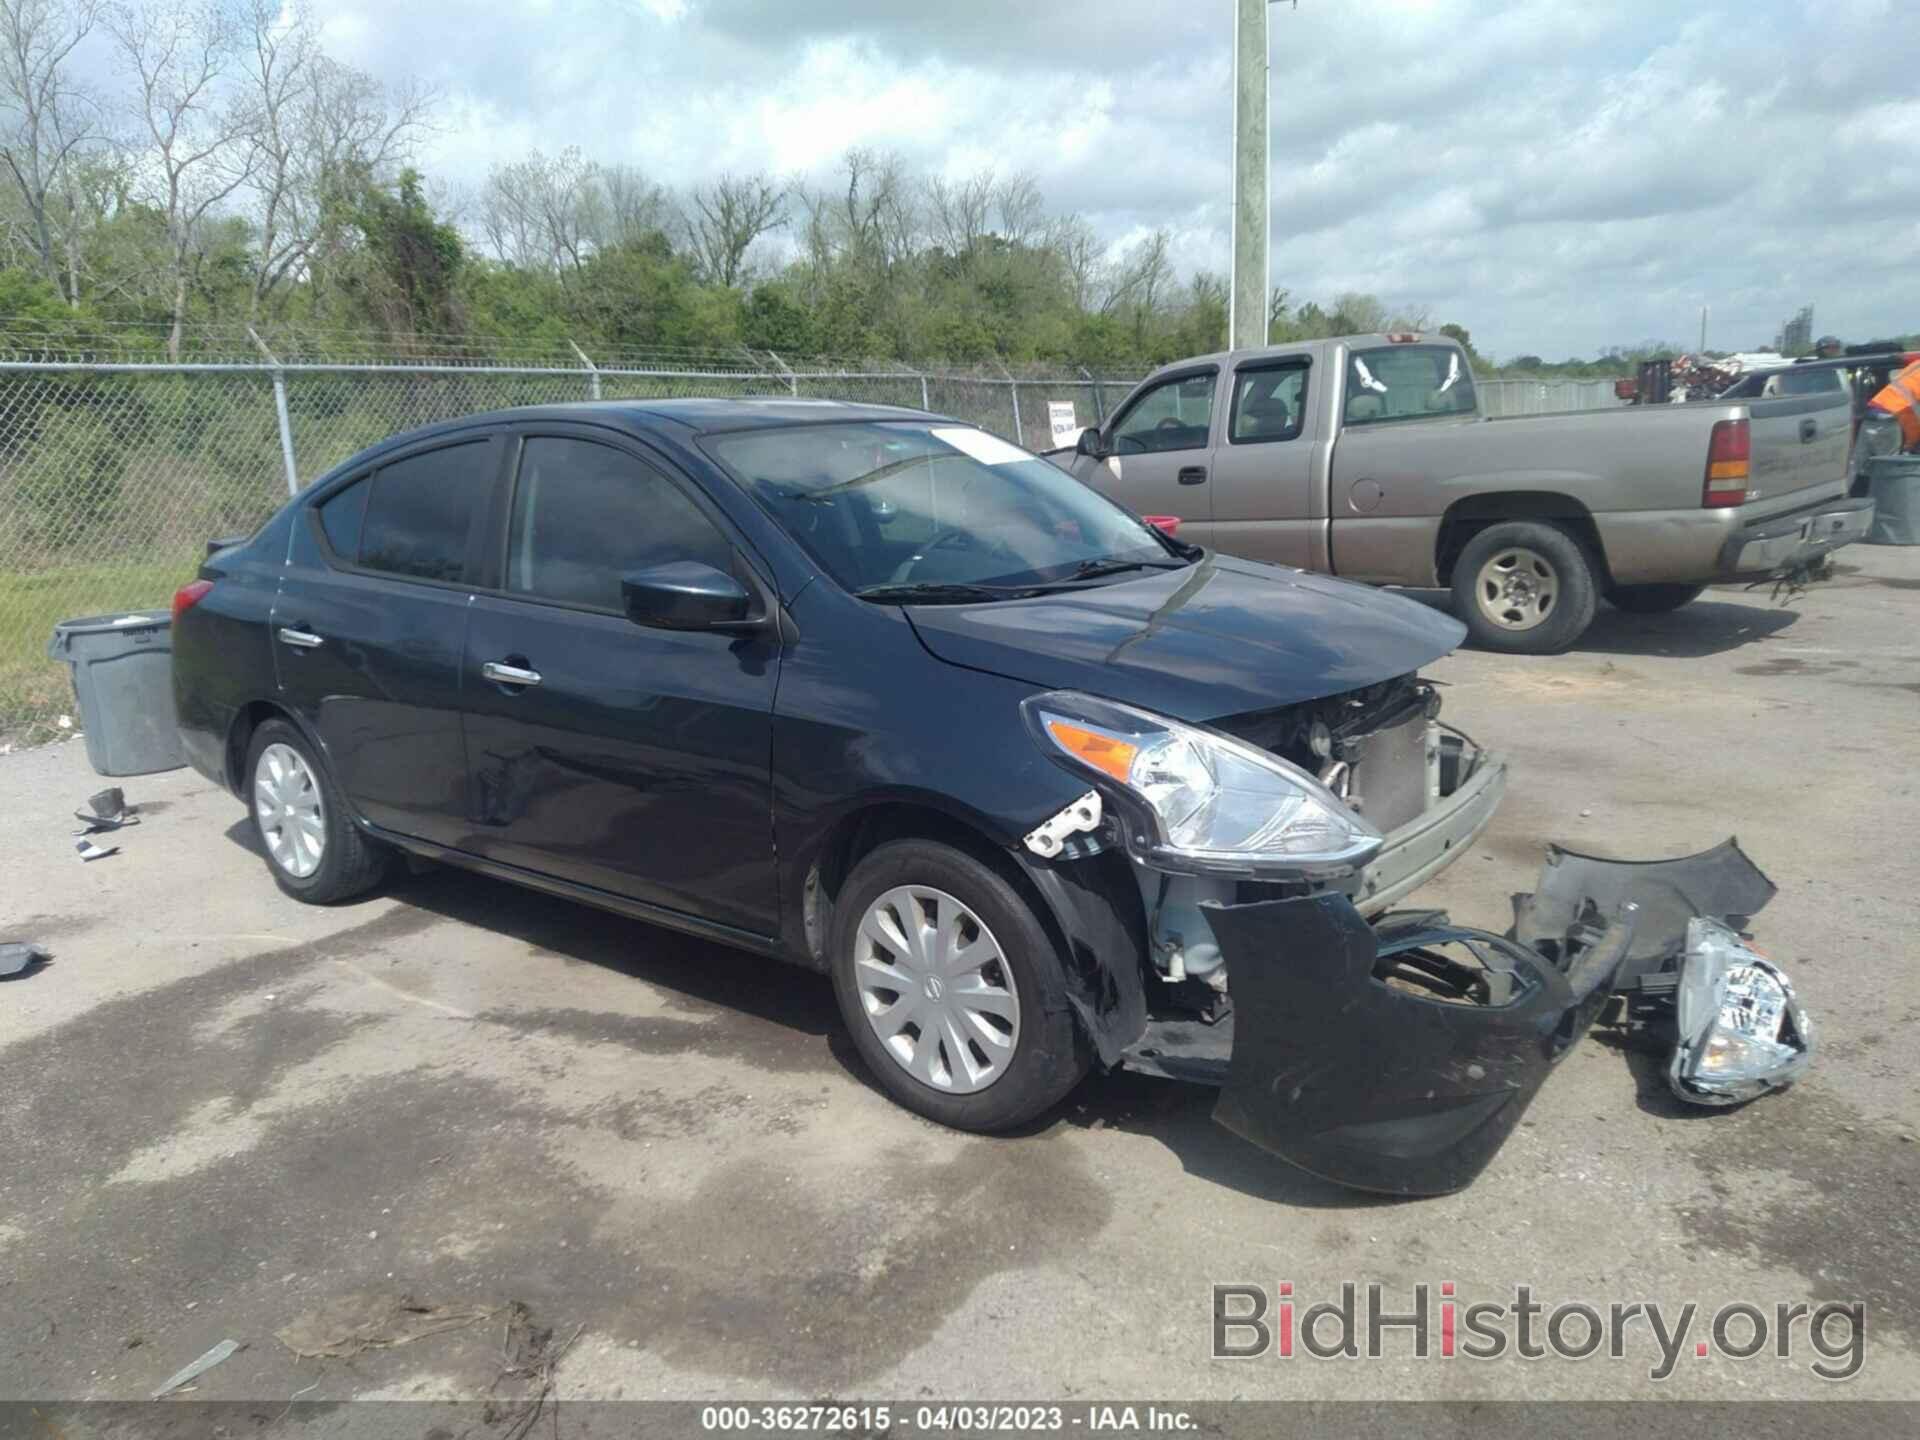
[237,0,431,319]
[992,171,1042,247]
[588,160,672,250]
[924,168,993,258]
[1047,213,1103,312]
[0,0,101,299]
[686,170,783,287]
[479,146,597,274]
[1100,229,1172,319]
[235,0,312,319]
[107,0,254,358]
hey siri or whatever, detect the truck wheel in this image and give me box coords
[1450,521,1598,655]
[246,718,393,904]
[1608,583,1706,614]
[829,839,1089,1134]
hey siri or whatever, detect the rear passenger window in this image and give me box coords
[507,437,733,611]
[317,477,369,560]
[1230,365,1308,445]
[359,442,486,582]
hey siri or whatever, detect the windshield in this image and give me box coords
[1343,344,1477,426]
[704,421,1186,599]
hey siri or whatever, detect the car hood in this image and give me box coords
[904,554,1466,722]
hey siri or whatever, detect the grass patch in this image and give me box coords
[0,556,203,745]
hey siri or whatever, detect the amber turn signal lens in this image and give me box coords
[1043,718,1137,782]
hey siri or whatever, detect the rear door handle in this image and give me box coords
[1800,419,1818,442]
[482,660,542,688]
[1177,466,1208,485]
[276,626,323,649]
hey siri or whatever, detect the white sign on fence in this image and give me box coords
[1047,400,1081,448]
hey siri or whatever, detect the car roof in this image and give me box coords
[1135,333,1454,387]
[378,396,950,449]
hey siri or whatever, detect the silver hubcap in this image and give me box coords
[254,743,326,879]
[1475,546,1559,630]
[854,885,1021,1094]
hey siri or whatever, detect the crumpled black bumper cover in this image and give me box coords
[1199,837,1789,1197]
[1207,894,1635,1198]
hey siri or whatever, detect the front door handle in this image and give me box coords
[1177,465,1208,485]
[276,626,323,649]
[1799,419,1818,443]
[482,660,542,688]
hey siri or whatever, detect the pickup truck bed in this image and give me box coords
[1051,334,1871,653]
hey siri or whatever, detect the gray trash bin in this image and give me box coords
[46,609,186,776]
[1866,455,1920,546]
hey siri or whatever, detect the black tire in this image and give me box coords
[1608,582,1707,614]
[244,718,393,904]
[828,839,1090,1133]
[1450,520,1599,655]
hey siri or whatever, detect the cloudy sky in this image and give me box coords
[306,0,1914,361]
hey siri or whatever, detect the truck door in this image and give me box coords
[1081,367,1218,546]
[1208,356,1322,568]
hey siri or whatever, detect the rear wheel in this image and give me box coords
[1450,521,1598,655]
[246,718,392,903]
[1608,582,1707,614]
[829,839,1089,1133]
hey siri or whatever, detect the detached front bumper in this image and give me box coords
[1209,894,1631,1197]
[1119,839,1809,1197]
[1720,495,1875,579]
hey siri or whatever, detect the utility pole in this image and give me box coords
[1699,305,1708,353]
[1228,0,1272,350]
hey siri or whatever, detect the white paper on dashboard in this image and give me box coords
[931,426,1031,467]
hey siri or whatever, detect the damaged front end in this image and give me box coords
[1020,678,1811,1196]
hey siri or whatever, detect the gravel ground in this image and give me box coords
[2,547,1916,1405]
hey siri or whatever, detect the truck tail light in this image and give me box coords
[1385,331,1422,343]
[171,579,213,622]
[1703,419,1750,508]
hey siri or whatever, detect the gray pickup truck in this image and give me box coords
[1049,334,1875,653]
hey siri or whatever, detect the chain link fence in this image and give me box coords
[0,345,1625,745]
[0,350,1152,743]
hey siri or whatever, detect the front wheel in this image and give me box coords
[828,839,1089,1133]
[1450,521,1599,655]
[1608,582,1707,614]
[246,718,393,903]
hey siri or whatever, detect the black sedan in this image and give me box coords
[173,398,1625,1195]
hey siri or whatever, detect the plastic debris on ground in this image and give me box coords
[0,942,50,979]
[151,1338,243,1398]
[75,786,140,834]
[75,837,119,862]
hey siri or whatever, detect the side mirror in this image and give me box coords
[621,561,759,632]
[1074,426,1106,458]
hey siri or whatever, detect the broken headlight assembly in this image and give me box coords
[1022,691,1383,877]
[1670,918,1813,1106]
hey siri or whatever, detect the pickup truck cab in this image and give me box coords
[1051,334,1875,653]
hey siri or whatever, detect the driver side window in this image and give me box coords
[1112,373,1216,455]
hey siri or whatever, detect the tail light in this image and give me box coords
[171,579,213,622]
[1385,331,1422,343]
[1142,515,1181,536]
[1703,419,1751,508]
